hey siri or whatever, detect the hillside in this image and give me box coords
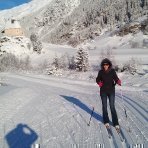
[20,0,148,45]
[0,0,147,46]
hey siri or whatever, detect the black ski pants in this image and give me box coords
[100,92,119,126]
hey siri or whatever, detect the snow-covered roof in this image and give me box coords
[5,19,22,30]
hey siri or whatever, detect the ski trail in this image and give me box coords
[93,94,119,148]
[116,93,148,146]
[0,73,148,147]
[116,93,147,122]
[100,124,115,148]
[121,94,147,113]
[123,91,148,108]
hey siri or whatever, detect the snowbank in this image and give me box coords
[0,36,32,57]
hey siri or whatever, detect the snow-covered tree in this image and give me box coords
[47,53,74,75]
[21,56,31,70]
[23,0,147,45]
[52,55,60,70]
[47,55,61,75]
[0,53,32,72]
[30,33,42,54]
[68,55,76,70]
[122,57,141,74]
[75,48,89,72]
[0,53,19,71]
[59,54,68,69]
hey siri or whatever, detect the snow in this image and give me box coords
[0,1,147,147]
[1,28,146,147]
[0,36,32,56]
[0,0,53,34]
[12,30,147,69]
[5,19,21,29]
[0,32,148,146]
[81,31,148,65]
[0,72,147,147]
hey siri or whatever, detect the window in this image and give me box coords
[11,19,15,24]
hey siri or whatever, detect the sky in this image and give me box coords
[0,0,31,10]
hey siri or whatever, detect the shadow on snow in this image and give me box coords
[60,95,103,123]
[5,123,38,148]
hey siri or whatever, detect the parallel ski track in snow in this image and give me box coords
[115,94,148,146]
[0,73,148,148]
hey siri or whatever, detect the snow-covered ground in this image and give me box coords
[0,36,32,56]
[24,30,147,70]
[0,0,147,147]
[0,72,147,148]
[0,27,147,148]
[81,31,148,65]
[1,31,147,68]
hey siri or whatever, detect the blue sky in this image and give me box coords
[0,0,31,10]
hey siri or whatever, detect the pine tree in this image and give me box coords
[30,33,43,54]
[47,55,60,75]
[52,55,59,70]
[75,48,89,72]
[59,54,67,69]
[68,55,76,70]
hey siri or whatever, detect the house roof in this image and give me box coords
[5,19,22,30]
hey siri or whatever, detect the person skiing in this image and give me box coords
[96,58,121,131]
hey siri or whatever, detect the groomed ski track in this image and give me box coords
[0,73,147,148]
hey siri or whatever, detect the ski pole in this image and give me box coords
[120,88,127,118]
[120,87,131,132]
[87,106,94,126]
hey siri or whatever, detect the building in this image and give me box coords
[1,19,24,37]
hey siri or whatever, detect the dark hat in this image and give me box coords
[101,58,112,69]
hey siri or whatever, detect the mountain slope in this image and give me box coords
[0,0,52,32]
[0,0,147,46]
[21,0,148,45]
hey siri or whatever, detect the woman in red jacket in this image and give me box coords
[96,58,121,130]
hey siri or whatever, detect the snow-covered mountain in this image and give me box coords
[0,0,147,71]
[0,0,147,45]
[21,0,148,46]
